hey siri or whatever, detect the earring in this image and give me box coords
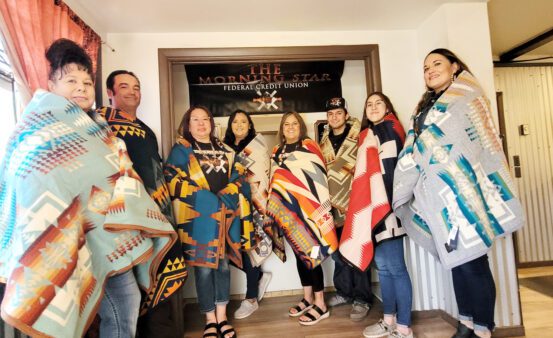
[451,73,456,83]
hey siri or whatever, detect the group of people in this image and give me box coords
[0,37,524,338]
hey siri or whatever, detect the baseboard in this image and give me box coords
[518,260,553,268]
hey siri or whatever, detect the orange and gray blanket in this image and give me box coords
[393,71,525,269]
[0,91,176,338]
[319,118,361,226]
[265,139,338,269]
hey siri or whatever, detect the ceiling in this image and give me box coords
[69,0,553,60]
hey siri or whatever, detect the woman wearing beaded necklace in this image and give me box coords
[165,106,253,338]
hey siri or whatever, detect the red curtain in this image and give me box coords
[0,0,100,94]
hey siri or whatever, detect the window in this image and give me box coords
[0,37,17,159]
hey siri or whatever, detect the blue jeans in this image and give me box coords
[374,237,413,327]
[333,227,373,305]
[99,270,141,338]
[195,257,230,313]
[452,254,495,332]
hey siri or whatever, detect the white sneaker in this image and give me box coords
[327,294,351,307]
[234,299,259,319]
[363,319,396,338]
[257,272,272,302]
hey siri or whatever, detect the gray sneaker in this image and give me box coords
[234,299,258,319]
[363,319,396,338]
[350,302,370,321]
[389,329,415,338]
[327,294,351,307]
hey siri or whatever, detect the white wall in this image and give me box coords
[101,30,419,148]
[99,2,522,329]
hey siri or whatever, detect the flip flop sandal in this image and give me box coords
[288,298,313,317]
[218,320,237,338]
[298,304,330,326]
[203,322,218,338]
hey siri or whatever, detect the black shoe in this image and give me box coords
[451,321,476,338]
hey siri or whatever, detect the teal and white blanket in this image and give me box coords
[0,91,176,337]
[392,71,524,269]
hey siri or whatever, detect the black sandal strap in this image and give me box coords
[302,311,316,321]
[310,304,326,316]
[218,320,237,338]
[203,322,218,337]
[300,298,310,308]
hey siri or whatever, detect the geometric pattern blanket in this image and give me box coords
[98,106,187,314]
[319,118,361,227]
[265,139,338,269]
[339,127,391,272]
[393,71,525,269]
[164,137,252,269]
[0,91,177,337]
[234,134,273,267]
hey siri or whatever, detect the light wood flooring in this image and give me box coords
[517,266,553,338]
[181,266,553,337]
[182,295,457,338]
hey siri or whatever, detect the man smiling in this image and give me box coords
[319,97,373,321]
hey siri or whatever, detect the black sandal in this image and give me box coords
[217,320,237,338]
[203,322,218,338]
[288,298,312,317]
[298,304,330,326]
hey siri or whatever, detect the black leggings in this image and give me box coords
[296,256,324,292]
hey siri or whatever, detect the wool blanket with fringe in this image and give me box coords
[265,139,338,269]
[0,91,176,338]
[165,137,253,269]
[393,71,524,269]
[319,118,361,227]
[232,134,273,267]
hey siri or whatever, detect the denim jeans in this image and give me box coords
[99,269,141,338]
[373,237,413,327]
[194,257,230,313]
[452,254,496,332]
[333,227,373,305]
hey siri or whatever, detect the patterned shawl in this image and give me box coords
[165,137,252,269]
[232,134,272,267]
[393,71,525,269]
[339,128,387,271]
[0,91,176,338]
[319,118,361,227]
[97,107,187,314]
[265,139,338,269]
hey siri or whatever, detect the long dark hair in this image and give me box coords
[361,91,399,130]
[277,111,309,145]
[415,48,472,114]
[177,105,217,144]
[223,110,256,152]
[46,38,93,81]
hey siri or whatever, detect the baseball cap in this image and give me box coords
[325,97,347,111]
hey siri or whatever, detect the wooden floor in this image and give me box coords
[182,266,553,337]
[517,266,553,338]
[182,295,457,338]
